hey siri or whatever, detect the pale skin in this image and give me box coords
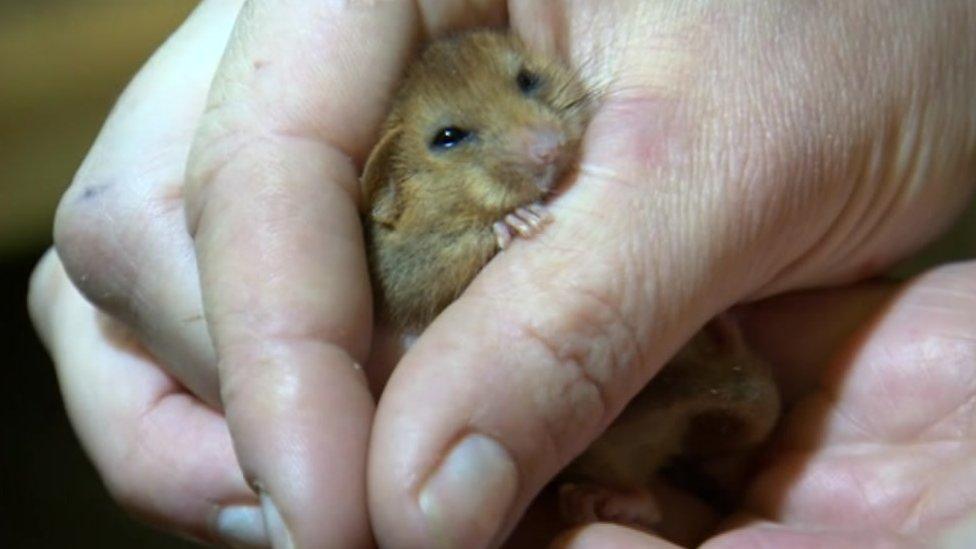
[29,1,976,548]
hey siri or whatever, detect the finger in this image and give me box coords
[28,250,264,547]
[182,2,446,546]
[552,523,681,549]
[186,1,515,543]
[53,0,245,408]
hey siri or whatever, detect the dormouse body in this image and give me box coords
[361,30,591,330]
[559,316,781,538]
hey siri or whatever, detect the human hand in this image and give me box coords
[35,1,509,546]
[365,1,976,547]
[30,2,282,546]
[553,261,976,547]
[34,0,386,545]
[35,1,976,548]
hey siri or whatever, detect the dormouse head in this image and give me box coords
[363,31,592,225]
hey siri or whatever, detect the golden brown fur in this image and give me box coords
[361,30,590,330]
[565,317,780,489]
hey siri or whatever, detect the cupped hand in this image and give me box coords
[35,0,398,545]
[32,2,261,545]
[368,2,976,547]
[556,261,976,548]
[33,1,976,548]
[36,0,510,546]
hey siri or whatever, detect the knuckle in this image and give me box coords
[53,175,137,313]
[216,334,363,416]
[212,294,363,362]
[183,93,282,226]
[185,117,362,238]
[183,126,281,236]
[54,179,173,317]
[54,176,117,256]
[183,108,246,192]
[53,166,182,318]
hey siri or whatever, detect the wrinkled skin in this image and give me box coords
[29,1,976,547]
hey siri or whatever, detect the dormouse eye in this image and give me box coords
[430,127,470,150]
[516,68,541,94]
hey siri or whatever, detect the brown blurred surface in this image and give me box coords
[0,1,196,254]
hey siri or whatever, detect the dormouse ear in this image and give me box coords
[361,126,403,225]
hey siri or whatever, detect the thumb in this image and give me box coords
[368,94,755,548]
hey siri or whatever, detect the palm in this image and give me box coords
[715,268,976,547]
[539,267,976,549]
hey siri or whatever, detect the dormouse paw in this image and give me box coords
[558,482,662,531]
[492,202,553,250]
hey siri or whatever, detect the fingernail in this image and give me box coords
[260,492,295,549]
[215,505,269,548]
[419,434,519,548]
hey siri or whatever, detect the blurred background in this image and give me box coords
[1,2,974,549]
[2,2,196,547]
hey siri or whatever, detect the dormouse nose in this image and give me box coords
[514,125,566,166]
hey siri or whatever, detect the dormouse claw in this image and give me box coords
[494,202,553,250]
